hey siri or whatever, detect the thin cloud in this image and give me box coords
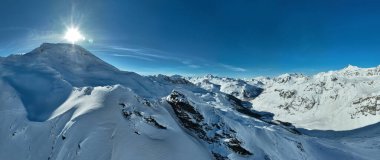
[95,45,208,69]
[182,60,201,69]
[181,60,192,65]
[91,45,172,62]
[188,64,201,68]
[220,64,247,72]
[111,46,176,60]
[111,53,155,61]
[0,27,35,32]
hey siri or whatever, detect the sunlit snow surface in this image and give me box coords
[0,43,379,160]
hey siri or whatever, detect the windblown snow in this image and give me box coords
[0,43,379,160]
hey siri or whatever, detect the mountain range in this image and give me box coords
[0,43,379,160]
[188,66,380,131]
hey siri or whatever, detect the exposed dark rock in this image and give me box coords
[133,111,142,117]
[141,99,151,107]
[296,142,305,152]
[264,155,272,160]
[122,110,132,119]
[278,90,297,99]
[225,138,253,156]
[118,103,126,107]
[351,95,380,118]
[212,152,229,160]
[226,94,262,119]
[144,117,167,129]
[270,120,301,135]
[167,95,206,139]
[83,87,93,95]
[242,87,264,99]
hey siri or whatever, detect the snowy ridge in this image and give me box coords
[187,74,263,100]
[0,43,379,160]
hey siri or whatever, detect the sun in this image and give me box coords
[64,27,85,44]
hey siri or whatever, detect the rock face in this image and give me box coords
[0,43,379,160]
[352,95,380,117]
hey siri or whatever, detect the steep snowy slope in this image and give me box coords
[251,66,380,130]
[0,43,379,160]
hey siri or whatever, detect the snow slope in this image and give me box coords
[0,43,379,160]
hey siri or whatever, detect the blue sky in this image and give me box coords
[1,0,380,77]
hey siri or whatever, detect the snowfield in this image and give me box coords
[0,43,379,160]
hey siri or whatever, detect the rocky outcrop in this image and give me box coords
[119,96,167,130]
[351,95,380,118]
[166,91,253,159]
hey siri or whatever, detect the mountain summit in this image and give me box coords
[24,43,119,72]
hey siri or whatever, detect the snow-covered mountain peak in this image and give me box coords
[202,74,231,81]
[21,43,119,72]
[313,65,380,78]
[343,64,360,71]
[32,43,88,55]
[26,43,90,59]
[273,73,307,84]
[205,74,216,79]
[1,43,166,98]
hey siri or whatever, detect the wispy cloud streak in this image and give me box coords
[111,46,177,60]
[95,45,205,69]
[220,64,247,72]
[182,60,201,69]
[92,45,250,73]
[111,53,155,61]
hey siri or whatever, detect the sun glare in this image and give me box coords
[64,27,85,44]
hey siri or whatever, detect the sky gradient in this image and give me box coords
[1,0,380,77]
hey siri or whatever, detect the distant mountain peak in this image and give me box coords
[343,64,359,71]
[0,43,125,88]
[205,74,217,79]
[40,42,80,48]
[28,43,95,58]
